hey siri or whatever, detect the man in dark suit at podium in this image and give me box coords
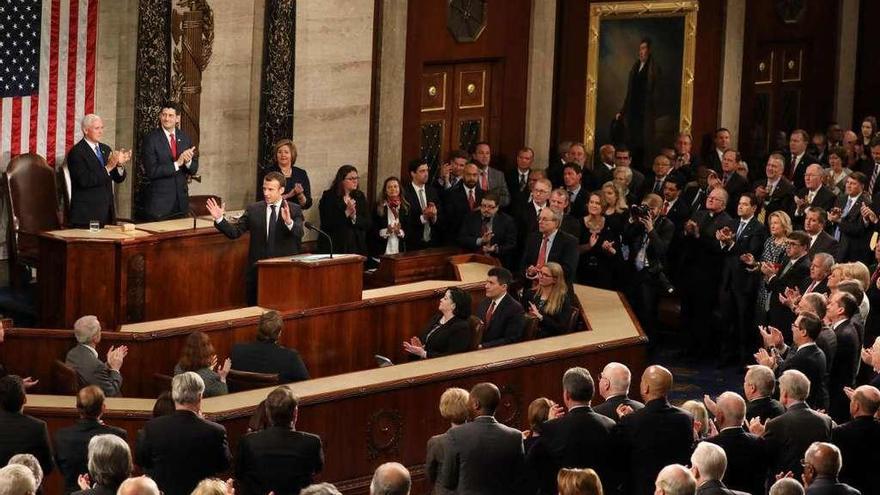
[140,101,199,220]
[207,172,304,305]
[231,310,309,383]
[67,114,130,227]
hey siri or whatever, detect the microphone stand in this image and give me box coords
[304,222,333,259]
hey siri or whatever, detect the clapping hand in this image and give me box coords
[480,230,494,246]
[22,377,39,389]
[206,197,225,220]
[754,347,775,368]
[702,394,718,417]
[616,403,634,418]
[526,265,539,279]
[528,302,542,320]
[861,346,874,367]
[758,325,784,349]
[216,357,231,381]
[344,196,357,218]
[740,253,756,267]
[747,416,766,436]
[861,204,878,223]
[106,345,128,371]
[548,402,565,420]
[402,336,427,358]
[178,147,196,165]
[424,202,438,221]
[828,207,842,223]
[601,240,616,255]
[77,473,92,490]
[781,286,801,309]
[760,261,779,277]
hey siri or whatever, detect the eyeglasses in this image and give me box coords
[539,272,556,278]
[345,176,359,182]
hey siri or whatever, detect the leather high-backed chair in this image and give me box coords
[188,194,221,217]
[226,369,279,393]
[5,154,61,287]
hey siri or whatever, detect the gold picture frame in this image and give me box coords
[583,0,699,161]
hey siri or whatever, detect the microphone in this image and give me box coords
[189,208,197,229]
[304,221,333,259]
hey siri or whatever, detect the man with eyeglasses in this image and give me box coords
[800,442,860,494]
[594,362,644,422]
[762,231,813,340]
[457,193,517,269]
[521,208,578,286]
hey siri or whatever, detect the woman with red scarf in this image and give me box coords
[369,176,411,265]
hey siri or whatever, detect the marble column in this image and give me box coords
[719,0,745,148]
[525,0,557,167]
[835,0,859,128]
[375,0,408,194]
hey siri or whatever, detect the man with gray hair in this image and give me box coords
[689,442,748,494]
[748,369,832,480]
[369,462,410,495]
[705,392,768,495]
[801,442,859,493]
[6,454,42,492]
[521,207,579,285]
[769,478,804,495]
[0,464,36,495]
[65,316,128,397]
[831,385,880,493]
[82,434,132,493]
[135,372,230,495]
[654,464,696,495]
[595,362,644,421]
[743,365,783,422]
[117,476,161,495]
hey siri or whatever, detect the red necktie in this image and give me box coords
[871,266,880,288]
[662,201,670,216]
[480,171,489,191]
[169,133,177,158]
[467,189,475,210]
[537,235,549,267]
[485,301,496,326]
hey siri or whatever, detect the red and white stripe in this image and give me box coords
[0,0,98,169]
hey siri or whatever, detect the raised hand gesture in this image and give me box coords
[206,197,225,221]
[280,200,292,225]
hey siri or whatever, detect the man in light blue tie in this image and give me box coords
[828,171,873,263]
[66,114,131,227]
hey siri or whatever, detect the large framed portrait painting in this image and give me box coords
[583,1,699,169]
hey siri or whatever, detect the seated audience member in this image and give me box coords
[801,442,860,494]
[531,368,616,495]
[748,370,832,480]
[190,479,229,495]
[743,364,785,421]
[173,331,231,397]
[577,191,621,289]
[521,208,579,285]
[75,434,132,495]
[318,165,371,255]
[601,181,628,220]
[478,267,525,348]
[135,372,232,495]
[689,442,748,495]
[681,400,710,441]
[425,388,469,495]
[0,464,36,495]
[456,193,517,268]
[831,385,880,493]
[440,383,525,494]
[617,366,693,495]
[654,464,696,495]
[230,310,309,383]
[771,478,805,495]
[54,386,127,493]
[266,139,312,211]
[236,386,323,495]
[403,287,472,358]
[557,468,603,495]
[0,376,53,477]
[116,476,160,495]
[300,483,342,495]
[705,392,768,495]
[151,392,174,418]
[403,159,441,250]
[369,176,410,260]
[523,262,574,338]
[825,292,862,422]
[612,166,638,206]
[370,462,411,495]
[65,315,128,397]
[594,362,644,421]
[6,455,42,493]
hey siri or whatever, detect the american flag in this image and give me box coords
[0,0,98,168]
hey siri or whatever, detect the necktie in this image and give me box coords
[788,155,797,179]
[94,144,104,166]
[805,280,819,294]
[467,189,475,210]
[842,197,855,217]
[481,218,491,236]
[485,301,496,326]
[417,187,427,209]
[870,163,880,194]
[267,205,277,246]
[871,266,880,287]
[536,235,549,267]
[767,183,775,197]
[654,178,663,193]
[418,187,431,242]
[723,174,730,186]
[780,260,794,278]
[635,233,648,270]
[480,171,489,191]
[169,133,177,158]
[662,201,670,216]
[520,173,527,190]
[736,220,747,239]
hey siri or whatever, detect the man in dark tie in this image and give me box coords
[672,132,698,181]
[753,153,795,221]
[504,147,535,209]
[66,114,131,227]
[639,154,673,199]
[442,162,483,244]
[831,385,880,494]
[804,208,839,259]
[682,166,712,212]
[594,144,616,186]
[140,100,198,221]
[456,194,517,269]
[787,129,819,190]
[520,208,579,285]
[512,178,552,252]
[476,267,525,348]
[762,231,812,339]
[562,163,588,218]
[435,149,468,191]
[862,139,880,199]
[207,171,304,305]
[403,160,441,249]
[793,164,836,230]
[824,292,862,422]
[828,172,872,263]
[703,127,731,174]
[720,150,750,217]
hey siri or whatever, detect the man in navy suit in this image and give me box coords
[140,101,198,220]
[520,208,579,285]
[456,193,517,269]
[477,267,525,348]
[207,172,304,305]
[66,114,130,227]
[230,310,309,383]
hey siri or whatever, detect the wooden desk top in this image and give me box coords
[42,228,152,240]
[136,217,218,232]
[119,306,268,333]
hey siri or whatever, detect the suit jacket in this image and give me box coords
[721,217,767,294]
[67,138,126,227]
[505,169,532,209]
[479,165,511,208]
[65,345,122,397]
[135,410,232,495]
[794,186,837,228]
[594,394,644,422]
[567,188,588,218]
[520,230,579,285]
[230,341,309,383]
[746,396,785,422]
[804,476,861,495]
[664,197,692,232]
[72,485,117,495]
[457,211,517,268]
[777,344,829,411]
[817,327,838,373]
[214,200,304,266]
[832,416,880,493]
[617,398,693,495]
[705,427,769,495]
[767,255,811,336]
[531,406,617,495]
[623,215,674,275]
[787,152,819,191]
[54,419,127,493]
[753,177,795,218]
[420,315,471,358]
[442,182,483,242]
[704,149,724,174]
[235,426,323,495]
[833,193,872,263]
[682,185,710,211]
[478,294,525,348]
[440,415,525,495]
[426,429,456,495]
[721,172,750,216]
[317,189,371,255]
[511,198,545,249]
[694,479,749,495]
[809,231,839,260]
[638,172,669,200]
[140,127,198,220]
[828,319,861,421]
[680,209,735,292]
[0,411,54,477]
[402,182,442,249]
[763,402,832,478]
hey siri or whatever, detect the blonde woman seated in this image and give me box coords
[425,387,469,495]
[557,468,603,495]
[522,262,574,338]
[173,331,231,397]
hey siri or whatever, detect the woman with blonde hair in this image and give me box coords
[190,478,232,495]
[523,262,575,337]
[681,400,712,440]
[747,210,793,323]
[266,139,312,209]
[577,192,621,289]
[557,468,603,495]
[173,331,230,397]
[425,387,469,495]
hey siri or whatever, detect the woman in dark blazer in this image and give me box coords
[317,165,371,255]
[369,176,411,261]
[403,287,472,359]
[577,192,621,289]
[265,139,313,210]
[523,262,575,337]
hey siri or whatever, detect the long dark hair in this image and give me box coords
[329,164,358,196]
[378,176,410,215]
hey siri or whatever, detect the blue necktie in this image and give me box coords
[94,144,104,166]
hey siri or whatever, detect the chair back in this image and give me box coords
[227,369,280,393]
[567,308,581,333]
[153,373,173,393]
[188,195,221,217]
[51,359,81,395]
[468,315,484,351]
[6,154,61,264]
[523,314,540,341]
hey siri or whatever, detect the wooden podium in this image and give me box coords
[257,253,365,312]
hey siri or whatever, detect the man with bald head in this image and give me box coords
[617,365,693,495]
[440,382,524,494]
[654,464,697,495]
[831,385,880,493]
[705,392,769,495]
[595,362,644,421]
[117,476,161,495]
[370,462,411,495]
[801,442,860,494]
